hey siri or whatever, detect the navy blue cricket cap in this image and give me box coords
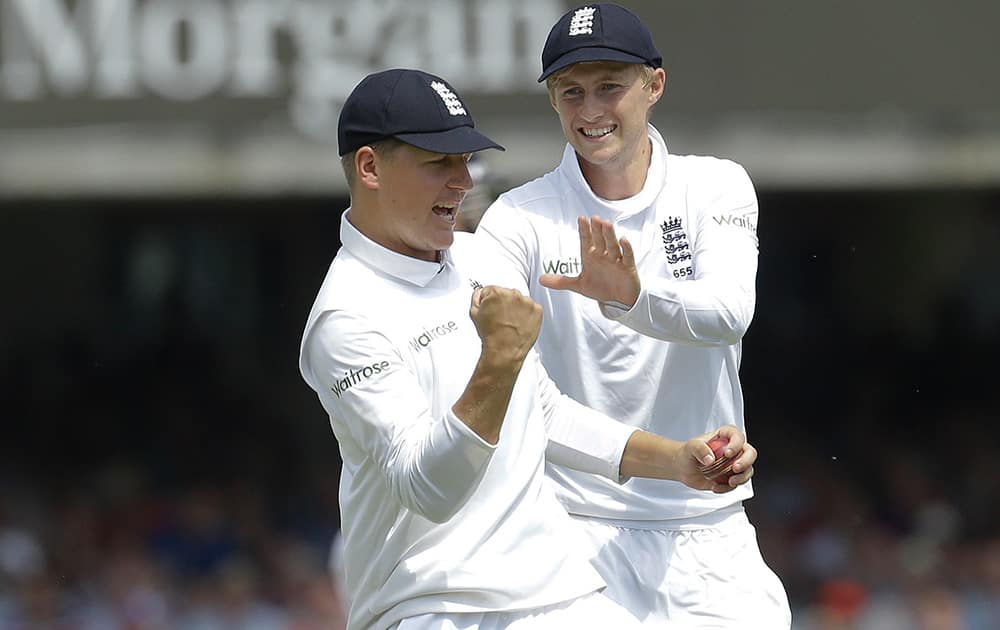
[337,68,504,156]
[539,4,662,82]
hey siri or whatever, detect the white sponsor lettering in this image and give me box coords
[139,0,228,101]
[0,0,563,140]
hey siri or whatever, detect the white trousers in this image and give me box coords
[576,507,791,628]
[391,591,644,630]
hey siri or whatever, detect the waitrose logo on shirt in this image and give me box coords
[409,321,459,352]
[331,361,390,399]
[542,257,581,275]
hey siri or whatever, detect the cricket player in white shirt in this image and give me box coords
[299,68,759,630]
[473,4,792,627]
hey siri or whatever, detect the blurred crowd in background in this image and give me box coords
[2,394,998,630]
[0,475,346,630]
[3,1,998,627]
[2,184,999,630]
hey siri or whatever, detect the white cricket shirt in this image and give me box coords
[474,125,758,524]
[299,215,635,630]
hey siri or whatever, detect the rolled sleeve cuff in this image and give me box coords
[408,410,498,520]
[599,289,648,326]
[443,408,500,455]
[547,414,639,484]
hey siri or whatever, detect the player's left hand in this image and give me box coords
[678,425,756,493]
[538,216,641,307]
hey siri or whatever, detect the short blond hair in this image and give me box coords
[340,138,405,190]
[545,61,656,102]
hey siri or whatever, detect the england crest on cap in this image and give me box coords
[539,3,662,82]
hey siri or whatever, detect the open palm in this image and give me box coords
[539,215,641,307]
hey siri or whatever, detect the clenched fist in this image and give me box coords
[469,286,543,368]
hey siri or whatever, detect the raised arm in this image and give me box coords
[452,285,542,444]
[540,162,759,346]
[304,299,535,524]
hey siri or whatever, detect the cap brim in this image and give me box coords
[538,47,650,82]
[395,125,505,154]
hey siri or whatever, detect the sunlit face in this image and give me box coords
[550,62,664,173]
[366,144,473,262]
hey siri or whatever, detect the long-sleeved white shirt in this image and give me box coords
[299,215,636,630]
[474,125,758,523]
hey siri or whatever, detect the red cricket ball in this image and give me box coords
[699,436,736,484]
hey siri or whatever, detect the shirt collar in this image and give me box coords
[339,209,452,287]
[561,123,668,217]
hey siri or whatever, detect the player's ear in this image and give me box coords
[648,68,666,106]
[356,146,380,191]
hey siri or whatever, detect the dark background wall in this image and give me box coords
[2,188,998,626]
[2,1,1000,627]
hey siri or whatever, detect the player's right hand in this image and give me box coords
[469,286,542,367]
[677,426,756,493]
[538,216,641,307]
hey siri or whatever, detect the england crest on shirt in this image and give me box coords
[660,216,693,280]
